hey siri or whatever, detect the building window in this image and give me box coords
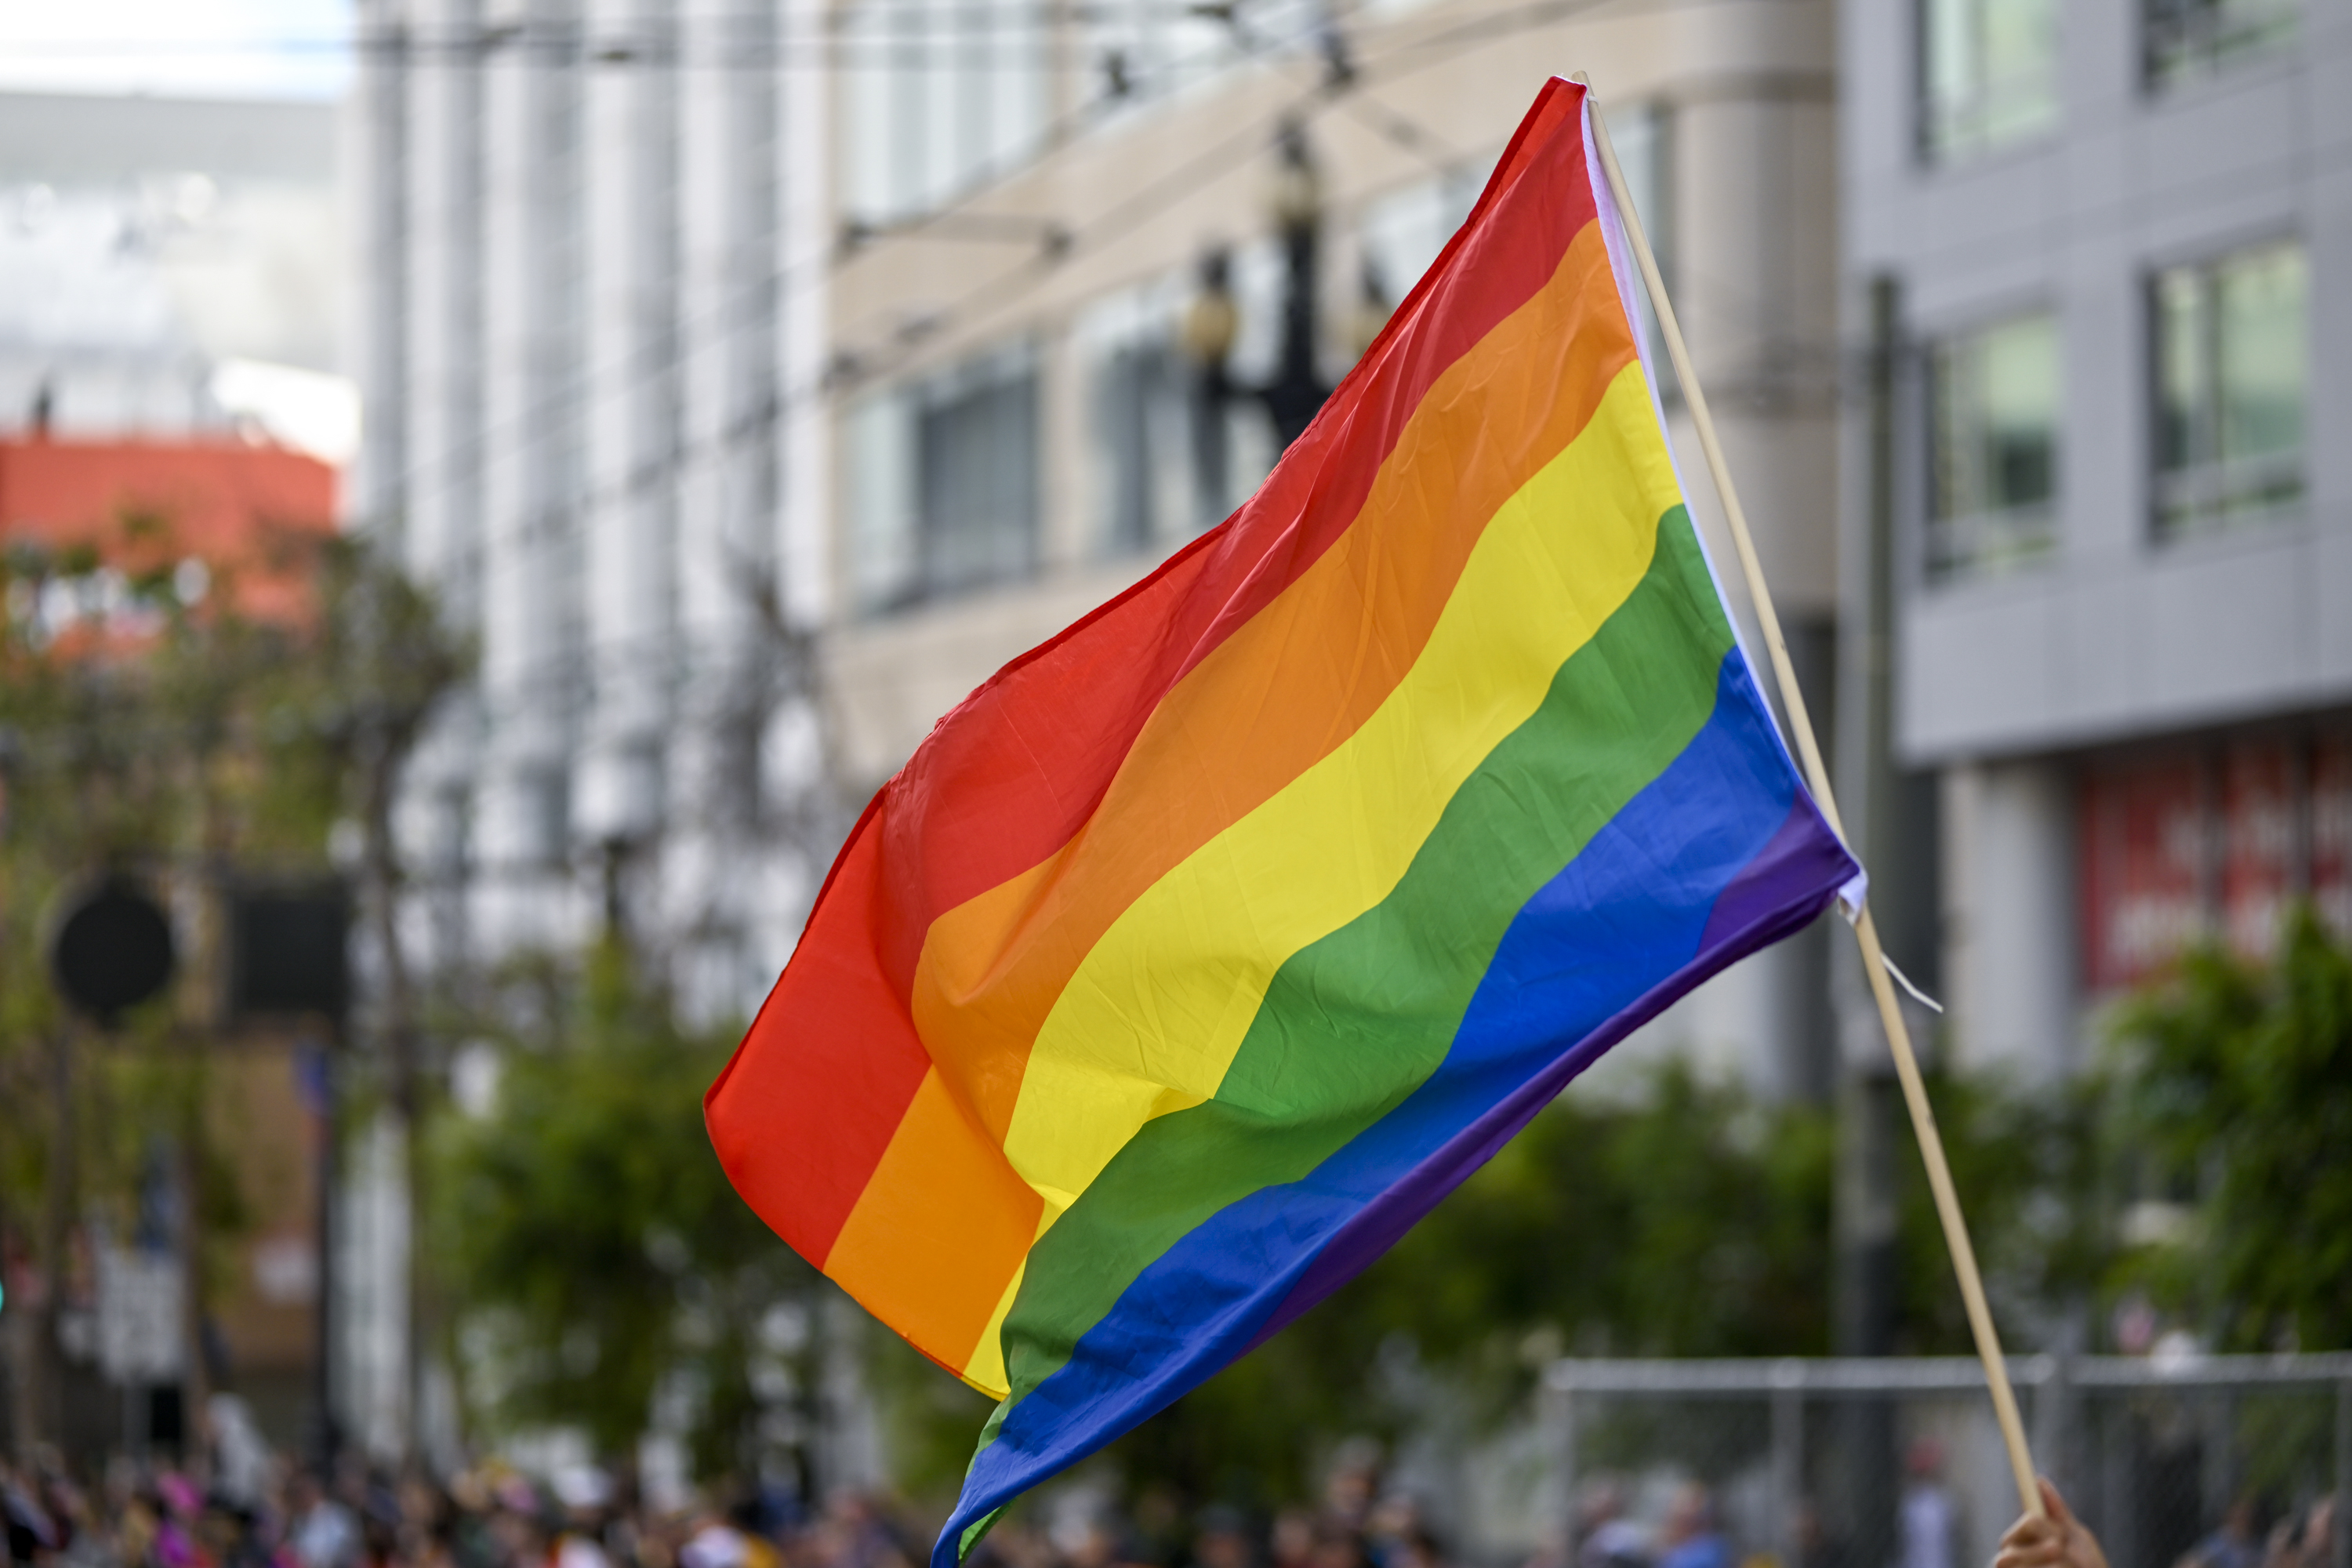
[848,344,1040,613]
[2145,0,2297,89]
[1928,312,2060,579]
[840,0,1047,225]
[1097,338,1189,554]
[2152,241,2306,540]
[1358,169,1486,310]
[1078,280,1203,557]
[848,392,916,612]
[517,764,572,869]
[1607,103,1676,298]
[1919,0,2060,163]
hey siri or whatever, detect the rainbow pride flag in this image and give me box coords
[707,77,1860,1563]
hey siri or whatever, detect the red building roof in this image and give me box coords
[0,434,339,626]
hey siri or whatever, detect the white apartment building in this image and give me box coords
[349,0,834,1011]
[345,0,835,1460]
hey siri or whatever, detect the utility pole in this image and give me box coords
[48,877,178,1452]
[38,1023,74,1452]
[0,728,33,1464]
[1830,274,1941,1545]
[1260,122,1333,451]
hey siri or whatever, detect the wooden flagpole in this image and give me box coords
[1575,74,2045,1519]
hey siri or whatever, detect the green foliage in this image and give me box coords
[430,945,818,1471]
[1348,1063,1838,1362]
[2110,907,2352,1352]
[865,1317,1001,1497]
[1892,1065,2108,1355]
[0,507,464,1403]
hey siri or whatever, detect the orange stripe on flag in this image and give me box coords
[822,1065,1045,1373]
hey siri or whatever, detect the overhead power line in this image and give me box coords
[368,0,1664,532]
[3,0,1673,69]
[376,0,1343,522]
[7,0,1334,67]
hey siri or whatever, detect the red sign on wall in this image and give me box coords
[2316,737,2352,937]
[2079,732,2352,992]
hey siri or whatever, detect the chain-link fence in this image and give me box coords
[1542,1356,2351,1568]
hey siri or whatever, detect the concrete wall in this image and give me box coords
[358,0,837,999]
[1940,759,2078,1081]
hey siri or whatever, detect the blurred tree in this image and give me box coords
[2111,907,2352,1352]
[882,927,2347,1517]
[430,943,819,1479]
[1910,1065,2113,1355]
[0,510,463,1457]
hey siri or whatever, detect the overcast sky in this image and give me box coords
[0,0,353,101]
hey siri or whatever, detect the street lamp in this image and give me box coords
[1181,249,1240,524]
[1260,119,1333,450]
[1181,120,1338,519]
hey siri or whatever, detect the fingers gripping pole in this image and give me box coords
[1574,73,2045,1520]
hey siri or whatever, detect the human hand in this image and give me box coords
[1996,1482,2109,1568]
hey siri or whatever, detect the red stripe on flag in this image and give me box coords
[706,803,930,1263]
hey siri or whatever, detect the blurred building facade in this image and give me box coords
[0,431,342,1459]
[0,90,355,1461]
[344,0,1846,1471]
[1841,0,2350,1083]
[349,0,833,1005]
[345,0,836,1460]
[821,0,1845,1102]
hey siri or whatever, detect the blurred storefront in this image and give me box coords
[0,429,342,1461]
[2078,727,2352,993]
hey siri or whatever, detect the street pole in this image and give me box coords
[0,728,32,1465]
[312,1025,341,1472]
[1828,273,1909,1549]
[1260,122,1332,451]
[1181,124,1334,486]
[38,1022,75,1453]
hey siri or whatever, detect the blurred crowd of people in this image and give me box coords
[0,1448,921,1568]
[966,1444,1452,1568]
[0,1435,1479,1568]
[0,1426,2331,1568]
[2175,1495,2339,1568]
